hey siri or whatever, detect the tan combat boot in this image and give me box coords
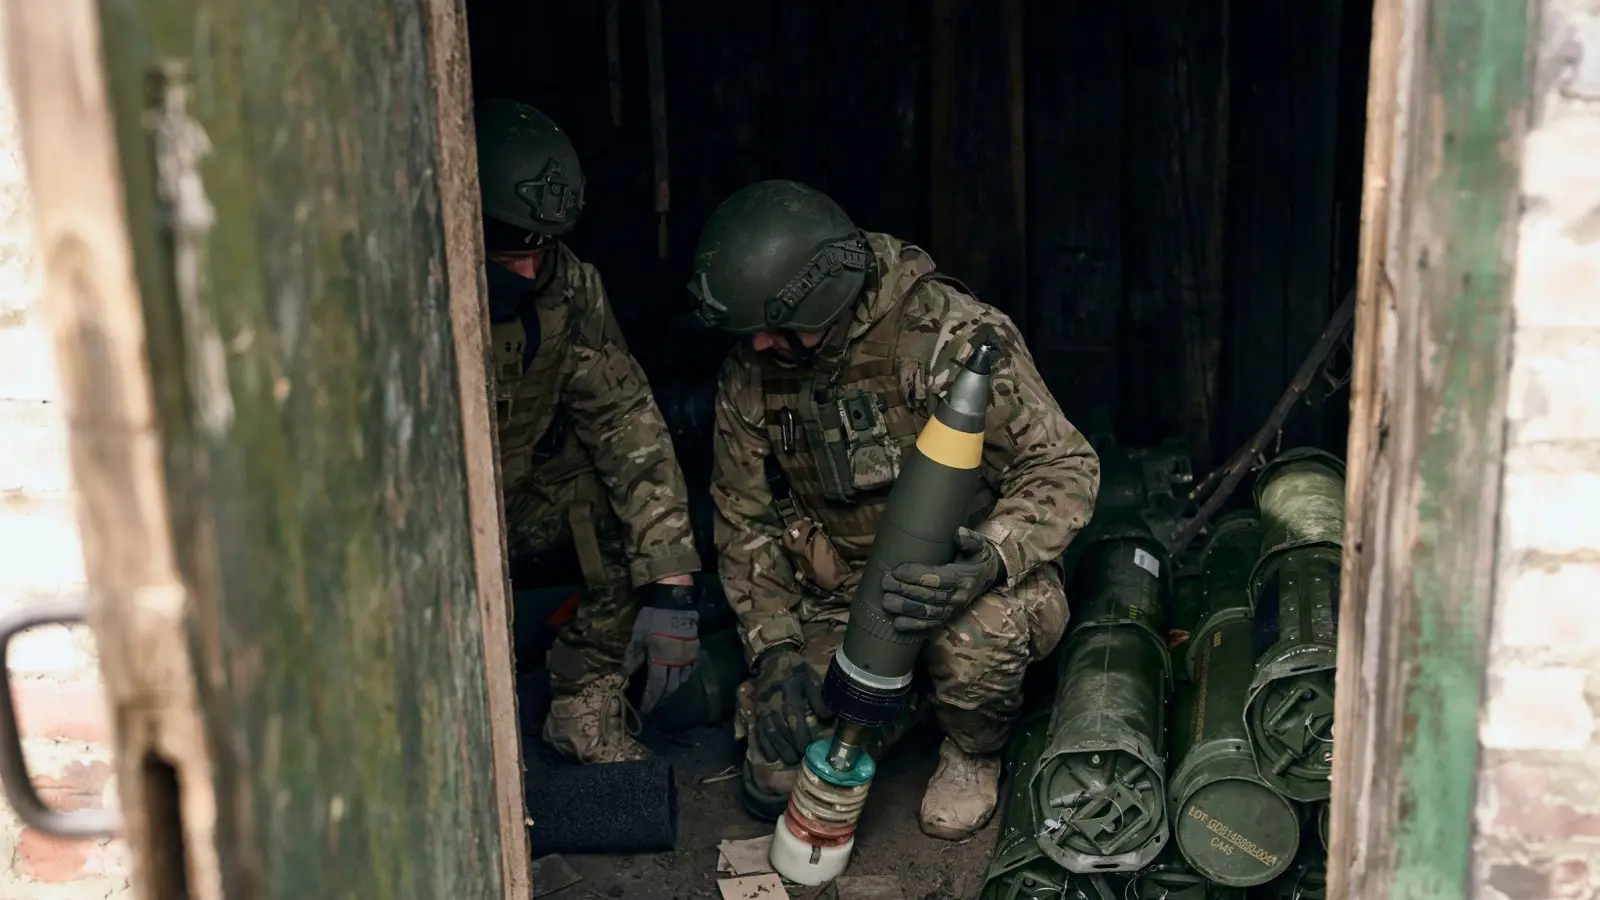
[919,737,1002,840]
[543,672,651,764]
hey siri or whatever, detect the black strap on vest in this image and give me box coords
[763,455,801,526]
[531,408,569,463]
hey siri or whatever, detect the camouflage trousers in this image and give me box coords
[506,469,637,696]
[734,561,1070,802]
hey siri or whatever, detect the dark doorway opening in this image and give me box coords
[464,1,1373,895]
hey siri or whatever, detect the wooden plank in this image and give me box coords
[929,0,1027,320]
[1326,0,1404,889]
[1328,0,1531,895]
[1118,0,1230,466]
[422,1,530,897]
[84,0,510,896]
[3,3,224,897]
[1024,0,1122,437]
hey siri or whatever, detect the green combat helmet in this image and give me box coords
[475,98,585,238]
[689,180,872,336]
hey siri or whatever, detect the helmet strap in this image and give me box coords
[778,315,853,371]
[777,328,821,369]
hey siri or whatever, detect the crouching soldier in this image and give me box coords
[695,180,1101,839]
[476,99,703,763]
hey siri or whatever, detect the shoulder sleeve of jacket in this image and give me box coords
[562,260,701,586]
[910,283,1101,585]
[709,350,807,663]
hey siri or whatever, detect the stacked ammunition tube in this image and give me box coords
[979,446,1345,900]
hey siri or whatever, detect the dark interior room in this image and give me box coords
[465,0,1373,895]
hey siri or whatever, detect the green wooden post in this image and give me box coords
[1331,0,1531,896]
[83,1,508,896]
[1393,2,1529,895]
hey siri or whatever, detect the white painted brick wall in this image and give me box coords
[0,21,131,899]
[1473,1,1600,897]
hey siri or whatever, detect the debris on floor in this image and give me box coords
[717,836,775,876]
[529,854,581,898]
[701,765,741,785]
[533,717,999,899]
[717,872,789,900]
[833,875,904,900]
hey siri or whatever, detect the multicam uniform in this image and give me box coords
[494,242,700,758]
[710,232,1101,804]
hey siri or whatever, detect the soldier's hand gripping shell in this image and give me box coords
[752,648,833,765]
[622,582,701,713]
[881,527,1004,632]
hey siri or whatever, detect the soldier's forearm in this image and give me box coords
[976,491,1090,588]
[736,608,807,665]
[629,547,702,587]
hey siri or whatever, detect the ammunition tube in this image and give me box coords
[1169,619,1300,887]
[1170,568,1203,685]
[1121,846,1246,900]
[1260,852,1327,900]
[980,712,1081,900]
[1245,449,1345,803]
[1167,516,1299,888]
[1186,512,1262,680]
[1033,530,1172,873]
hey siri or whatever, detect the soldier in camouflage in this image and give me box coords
[476,99,702,764]
[693,180,1100,840]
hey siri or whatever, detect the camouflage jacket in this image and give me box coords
[710,233,1100,662]
[496,243,700,587]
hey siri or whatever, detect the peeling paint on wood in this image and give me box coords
[89,1,506,897]
[1392,0,1529,895]
[1331,0,1531,897]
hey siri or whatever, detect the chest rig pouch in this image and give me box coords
[796,387,902,503]
[492,319,526,422]
[762,268,967,595]
[532,409,569,464]
[766,456,853,595]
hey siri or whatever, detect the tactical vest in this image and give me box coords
[760,271,995,580]
[494,277,598,487]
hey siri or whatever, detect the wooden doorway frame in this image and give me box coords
[423,0,533,896]
[3,0,529,897]
[1329,0,1529,897]
[4,0,1537,896]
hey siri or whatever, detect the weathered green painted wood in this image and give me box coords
[1386,0,1529,896]
[93,1,505,897]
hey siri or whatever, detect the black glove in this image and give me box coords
[622,582,700,713]
[881,527,1004,632]
[751,648,832,765]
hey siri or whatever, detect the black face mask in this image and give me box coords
[486,259,539,322]
[486,260,544,374]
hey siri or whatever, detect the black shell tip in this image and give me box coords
[964,341,999,375]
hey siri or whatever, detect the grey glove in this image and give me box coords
[621,583,700,712]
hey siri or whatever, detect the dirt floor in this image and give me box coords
[535,718,1001,900]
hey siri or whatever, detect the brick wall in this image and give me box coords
[1472,1,1600,898]
[0,23,132,900]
